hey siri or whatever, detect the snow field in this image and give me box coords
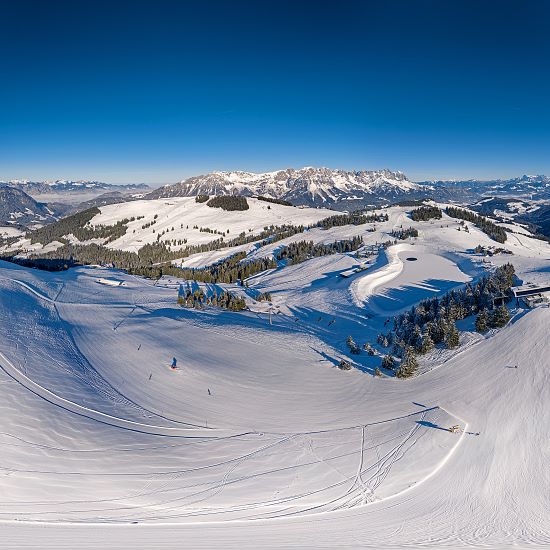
[0,204,549,547]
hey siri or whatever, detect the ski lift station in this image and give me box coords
[511,283,550,308]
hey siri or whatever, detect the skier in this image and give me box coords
[171,357,177,370]
[208,388,211,395]
[149,373,152,380]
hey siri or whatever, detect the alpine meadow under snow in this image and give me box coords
[1,182,550,548]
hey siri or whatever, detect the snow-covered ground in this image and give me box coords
[0,226,25,238]
[93,197,335,252]
[1,204,550,548]
[2,197,335,255]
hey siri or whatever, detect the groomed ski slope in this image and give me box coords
[1,206,549,548]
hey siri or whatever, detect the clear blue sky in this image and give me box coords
[1,0,549,183]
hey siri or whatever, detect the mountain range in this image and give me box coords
[146,167,428,208]
[3,170,550,231]
[1,180,150,195]
[148,169,550,208]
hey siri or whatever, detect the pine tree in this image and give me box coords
[363,343,375,356]
[489,304,510,328]
[396,347,418,378]
[346,336,360,354]
[445,322,460,349]
[475,308,489,333]
[420,331,434,354]
[381,354,396,370]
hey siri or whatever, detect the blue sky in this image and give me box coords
[1,0,549,183]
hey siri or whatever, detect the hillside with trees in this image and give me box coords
[275,236,363,265]
[373,263,515,378]
[445,206,507,243]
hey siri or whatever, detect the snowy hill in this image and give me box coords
[147,167,430,207]
[3,197,335,255]
[1,201,550,547]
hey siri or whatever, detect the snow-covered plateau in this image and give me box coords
[0,199,549,549]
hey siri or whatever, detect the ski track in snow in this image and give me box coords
[1,206,550,548]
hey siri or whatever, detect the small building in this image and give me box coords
[96,278,125,287]
[511,283,550,308]
[340,263,370,278]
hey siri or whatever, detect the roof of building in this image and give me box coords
[512,284,550,297]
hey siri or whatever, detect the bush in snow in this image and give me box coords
[338,359,352,371]
[363,343,375,355]
[381,355,396,371]
[346,336,361,355]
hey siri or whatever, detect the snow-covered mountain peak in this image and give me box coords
[151,167,425,206]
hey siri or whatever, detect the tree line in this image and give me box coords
[316,211,388,229]
[207,196,249,211]
[390,227,419,240]
[177,286,246,311]
[256,196,293,207]
[445,206,507,243]
[411,206,442,221]
[275,236,363,265]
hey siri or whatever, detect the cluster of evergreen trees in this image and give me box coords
[411,206,442,221]
[28,211,130,246]
[373,263,515,377]
[207,196,249,211]
[197,226,226,236]
[390,227,419,240]
[445,206,507,243]
[174,253,278,284]
[177,287,246,311]
[275,236,363,265]
[474,305,511,332]
[27,208,97,245]
[256,196,293,207]
[316,211,388,229]
[195,195,209,203]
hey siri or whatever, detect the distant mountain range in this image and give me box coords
[148,169,550,208]
[1,180,150,195]
[3,171,550,230]
[421,174,550,200]
[146,168,429,208]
